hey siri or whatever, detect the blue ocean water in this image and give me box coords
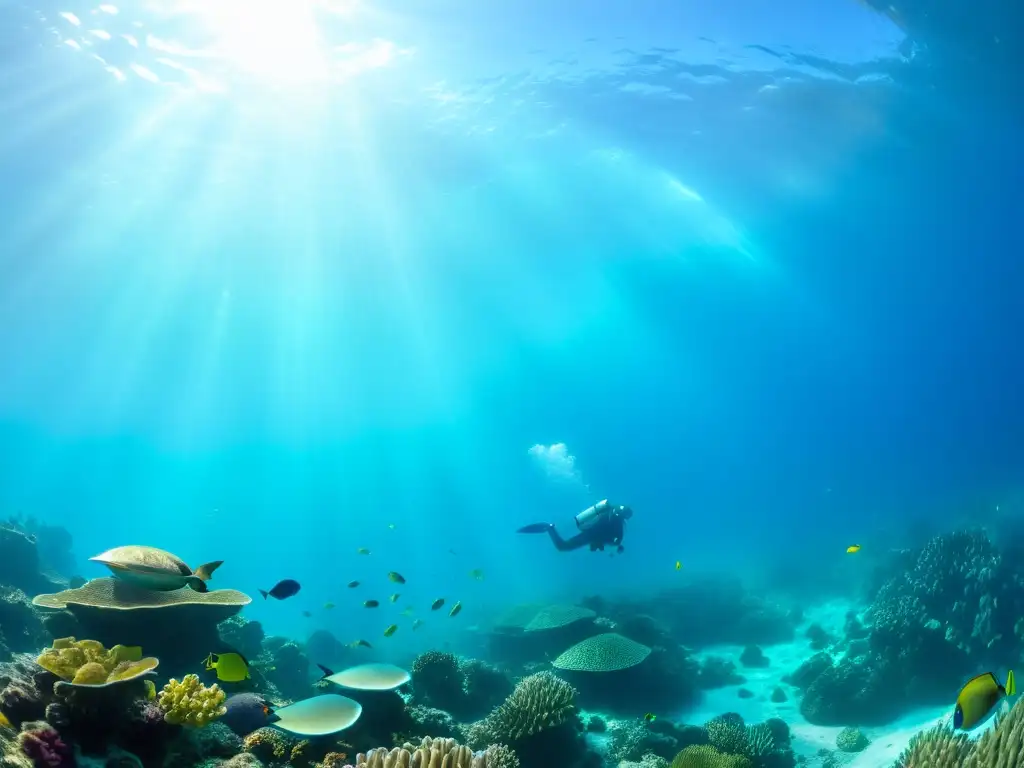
[0,0,1022,686]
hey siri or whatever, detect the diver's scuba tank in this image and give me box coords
[575,499,612,531]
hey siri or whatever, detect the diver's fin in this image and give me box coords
[195,560,224,581]
[517,523,553,534]
[1007,670,1017,696]
[316,663,335,679]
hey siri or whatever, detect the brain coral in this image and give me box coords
[552,633,651,672]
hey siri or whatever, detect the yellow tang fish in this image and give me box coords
[390,593,400,602]
[204,652,250,683]
[357,548,371,555]
[644,713,657,722]
[675,561,682,570]
[383,624,398,637]
[846,545,862,554]
[324,602,335,610]
[469,569,485,581]
[954,670,1016,730]
[449,601,462,617]
[388,572,406,584]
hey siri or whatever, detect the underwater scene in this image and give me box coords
[1,0,1023,766]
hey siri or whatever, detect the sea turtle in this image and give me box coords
[89,546,223,593]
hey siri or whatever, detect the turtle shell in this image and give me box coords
[92,546,194,576]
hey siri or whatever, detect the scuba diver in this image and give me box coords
[517,499,633,553]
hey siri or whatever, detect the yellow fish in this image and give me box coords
[357,548,371,555]
[846,545,862,554]
[469,569,485,581]
[412,619,424,630]
[388,572,406,584]
[644,713,657,722]
[954,671,1016,730]
[449,601,462,617]
[390,593,400,602]
[674,561,682,570]
[324,602,335,610]
[384,624,398,637]
[0,711,10,729]
[204,652,250,683]
[349,639,372,649]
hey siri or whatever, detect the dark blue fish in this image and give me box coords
[260,579,301,600]
[222,693,280,736]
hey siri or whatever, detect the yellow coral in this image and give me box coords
[71,663,109,685]
[36,637,157,687]
[158,674,227,727]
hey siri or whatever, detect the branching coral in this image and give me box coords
[892,724,971,767]
[465,673,576,749]
[158,674,226,726]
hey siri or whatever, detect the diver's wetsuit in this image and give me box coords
[549,514,624,552]
[518,509,626,553]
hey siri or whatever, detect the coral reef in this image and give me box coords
[0,589,48,660]
[819,528,1024,725]
[408,653,510,722]
[354,736,519,768]
[835,727,869,753]
[669,745,751,767]
[32,579,250,673]
[217,618,266,662]
[0,526,62,595]
[16,720,75,768]
[36,638,158,687]
[551,634,699,715]
[260,639,312,701]
[892,724,971,767]
[465,672,591,767]
[158,675,227,726]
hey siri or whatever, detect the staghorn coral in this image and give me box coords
[355,736,518,768]
[891,724,971,767]
[158,674,226,726]
[669,745,752,768]
[465,672,576,748]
